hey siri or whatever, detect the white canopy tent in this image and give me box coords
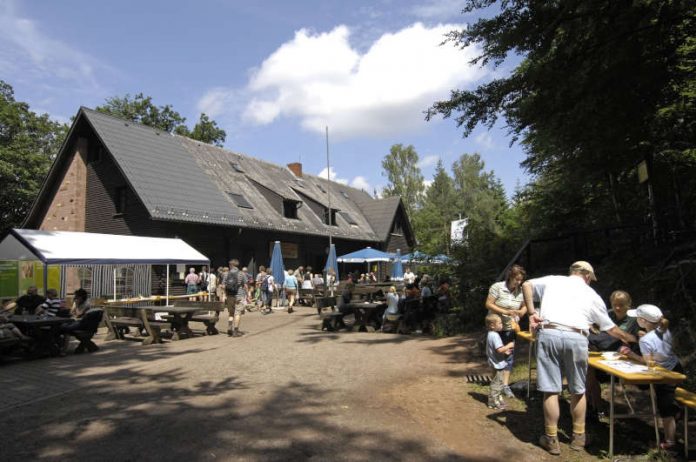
[0,229,209,304]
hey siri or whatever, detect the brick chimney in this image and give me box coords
[287,162,303,177]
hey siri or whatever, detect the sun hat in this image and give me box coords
[627,304,663,323]
[570,261,597,281]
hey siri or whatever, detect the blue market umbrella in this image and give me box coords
[336,247,393,263]
[391,248,404,280]
[270,241,285,286]
[324,243,339,282]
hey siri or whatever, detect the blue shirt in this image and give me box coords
[639,328,679,370]
[486,331,509,370]
[284,275,298,289]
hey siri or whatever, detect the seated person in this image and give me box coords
[586,290,642,422]
[436,277,451,313]
[312,274,324,288]
[35,289,70,317]
[399,283,422,331]
[15,286,46,315]
[340,278,355,313]
[420,275,433,298]
[70,288,91,318]
[383,286,400,320]
[0,314,31,341]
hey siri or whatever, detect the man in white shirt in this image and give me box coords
[522,261,636,455]
[403,267,416,284]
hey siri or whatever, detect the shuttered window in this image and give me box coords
[227,192,253,209]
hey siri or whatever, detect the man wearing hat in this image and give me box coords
[522,261,636,455]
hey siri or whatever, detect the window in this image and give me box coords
[339,211,357,225]
[283,200,299,219]
[229,161,244,173]
[295,179,305,188]
[114,187,127,214]
[324,208,337,226]
[316,183,326,193]
[226,192,253,209]
[341,191,350,199]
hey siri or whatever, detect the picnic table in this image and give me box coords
[9,315,72,356]
[345,301,386,332]
[103,302,224,344]
[103,292,208,305]
[588,353,686,458]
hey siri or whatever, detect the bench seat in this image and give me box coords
[676,387,696,458]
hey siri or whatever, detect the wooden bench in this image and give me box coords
[298,288,317,307]
[676,387,696,458]
[103,305,171,345]
[321,312,347,331]
[171,301,224,335]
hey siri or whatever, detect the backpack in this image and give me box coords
[260,275,270,291]
[225,269,240,294]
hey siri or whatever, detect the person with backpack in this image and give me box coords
[262,269,274,314]
[223,259,247,337]
[255,266,267,308]
[199,266,210,301]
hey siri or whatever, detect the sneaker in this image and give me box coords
[659,440,676,451]
[503,386,515,398]
[227,329,234,337]
[539,435,561,455]
[569,432,586,451]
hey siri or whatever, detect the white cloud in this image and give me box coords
[474,131,494,150]
[410,0,467,20]
[317,167,348,185]
[418,154,439,169]
[202,22,487,140]
[350,175,371,191]
[0,1,109,90]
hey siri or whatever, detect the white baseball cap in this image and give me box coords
[627,304,663,323]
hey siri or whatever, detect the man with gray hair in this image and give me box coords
[522,261,636,455]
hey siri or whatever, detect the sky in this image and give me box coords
[0,0,528,198]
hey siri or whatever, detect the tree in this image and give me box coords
[428,0,696,234]
[381,144,424,218]
[188,113,226,146]
[413,160,458,255]
[96,93,187,133]
[0,81,68,232]
[96,94,226,146]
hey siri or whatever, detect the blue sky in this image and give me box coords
[1,0,527,197]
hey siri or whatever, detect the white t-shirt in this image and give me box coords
[403,271,416,284]
[529,275,613,331]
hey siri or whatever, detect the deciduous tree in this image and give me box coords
[381,144,424,218]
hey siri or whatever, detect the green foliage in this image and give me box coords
[429,0,696,235]
[0,81,68,232]
[381,144,424,218]
[413,160,457,255]
[97,94,226,146]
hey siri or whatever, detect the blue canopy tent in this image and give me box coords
[337,246,393,279]
[400,250,431,263]
[391,249,404,280]
[324,243,339,286]
[430,254,451,264]
[337,247,393,263]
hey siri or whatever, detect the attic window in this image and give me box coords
[316,183,326,193]
[229,161,244,173]
[227,192,253,209]
[324,208,337,226]
[340,191,350,199]
[283,200,299,219]
[339,211,357,226]
[295,179,305,188]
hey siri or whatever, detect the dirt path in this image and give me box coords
[0,309,645,461]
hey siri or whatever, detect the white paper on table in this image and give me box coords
[598,360,650,374]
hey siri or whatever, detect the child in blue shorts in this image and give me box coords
[485,313,514,409]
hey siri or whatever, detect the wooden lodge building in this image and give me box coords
[23,108,415,297]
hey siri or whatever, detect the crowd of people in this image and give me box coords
[484,260,683,455]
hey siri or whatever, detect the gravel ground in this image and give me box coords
[0,308,633,461]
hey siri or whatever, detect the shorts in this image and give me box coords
[285,288,296,295]
[186,284,198,295]
[225,296,245,316]
[536,328,589,395]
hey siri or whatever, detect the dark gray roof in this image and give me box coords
[354,195,403,241]
[80,108,386,242]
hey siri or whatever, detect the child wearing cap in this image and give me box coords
[620,304,683,450]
